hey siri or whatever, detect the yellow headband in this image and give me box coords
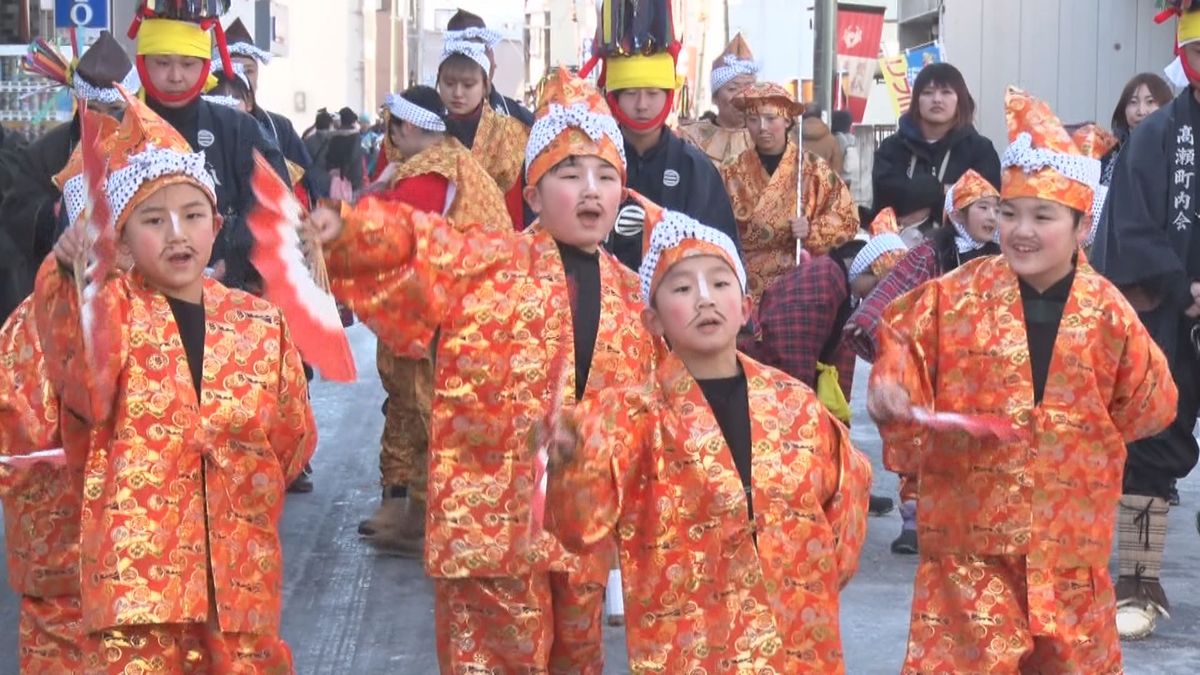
[136,18,213,59]
[1181,11,1200,46]
[606,52,679,91]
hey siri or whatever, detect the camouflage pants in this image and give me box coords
[377,343,432,499]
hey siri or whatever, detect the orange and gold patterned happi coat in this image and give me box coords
[31,261,317,635]
[394,136,514,230]
[872,256,1175,572]
[679,119,754,168]
[0,298,81,601]
[547,353,871,674]
[324,199,656,580]
[723,143,858,301]
[472,104,529,196]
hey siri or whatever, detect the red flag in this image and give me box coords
[247,151,357,382]
[835,4,886,124]
[77,107,120,423]
[910,407,1029,443]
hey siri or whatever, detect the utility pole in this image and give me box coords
[812,0,836,115]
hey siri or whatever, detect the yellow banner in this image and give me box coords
[880,54,912,117]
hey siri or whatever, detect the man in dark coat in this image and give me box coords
[128,4,288,292]
[577,2,739,272]
[0,30,134,321]
[1090,0,1200,642]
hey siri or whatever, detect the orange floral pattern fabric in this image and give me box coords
[1002,87,1096,214]
[903,556,1121,674]
[393,135,514,230]
[472,103,529,197]
[723,144,858,301]
[1,299,86,674]
[870,256,1176,666]
[547,353,871,674]
[324,199,656,580]
[31,259,317,635]
[678,119,753,168]
[434,571,605,675]
[375,135,514,495]
[82,622,293,674]
[19,595,83,673]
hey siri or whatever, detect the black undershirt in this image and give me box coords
[558,243,601,401]
[758,149,785,177]
[697,366,754,520]
[1018,267,1075,405]
[148,98,201,147]
[167,296,206,399]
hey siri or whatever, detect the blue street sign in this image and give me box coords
[55,0,110,30]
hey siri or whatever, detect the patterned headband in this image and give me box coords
[711,54,759,93]
[441,39,490,75]
[1002,132,1101,189]
[525,102,626,178]
[444,27,503,47]
[62,145,217,228]
[386,93,447,132]
[73,68,142,104]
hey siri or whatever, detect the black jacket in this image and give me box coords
[255,108,311,169]
[1,119,75,260]
[144,98,290,290]
[871,115,1001,221]
[0,119,77,313]
[611,127,740,271]
[0,227,30,322]
[1094,91,1198,364]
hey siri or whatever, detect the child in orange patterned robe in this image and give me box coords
[358,84,515,555]
[31,91,316,673]
[546,212,871,674]
[867,87,1178,674]
[309,68,655,674]
[0,298,83,673]
[722,82,859,302]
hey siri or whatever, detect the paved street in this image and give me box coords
[2,325,1200,673]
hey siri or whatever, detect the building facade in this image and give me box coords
[927,0,1175,146]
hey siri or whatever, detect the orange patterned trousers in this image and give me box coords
[81,623,293,674]
[903,555,1121,674]
[19,595,83,674]
[377,344,432,498]
[434,570,605,674]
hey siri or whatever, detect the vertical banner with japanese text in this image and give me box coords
[880,53,912,117]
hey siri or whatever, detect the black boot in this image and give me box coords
[868,494,895,517]
[287,464,314,494]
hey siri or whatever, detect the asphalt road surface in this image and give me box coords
[2,325,1199,673]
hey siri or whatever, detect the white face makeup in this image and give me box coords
[585,165,599,193]
[170,211,184,238]
[695,271,712,301]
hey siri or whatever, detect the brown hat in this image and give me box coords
[74,31,136,93]
[733,82,804,117]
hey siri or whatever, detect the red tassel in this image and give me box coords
[208,19,234,79]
